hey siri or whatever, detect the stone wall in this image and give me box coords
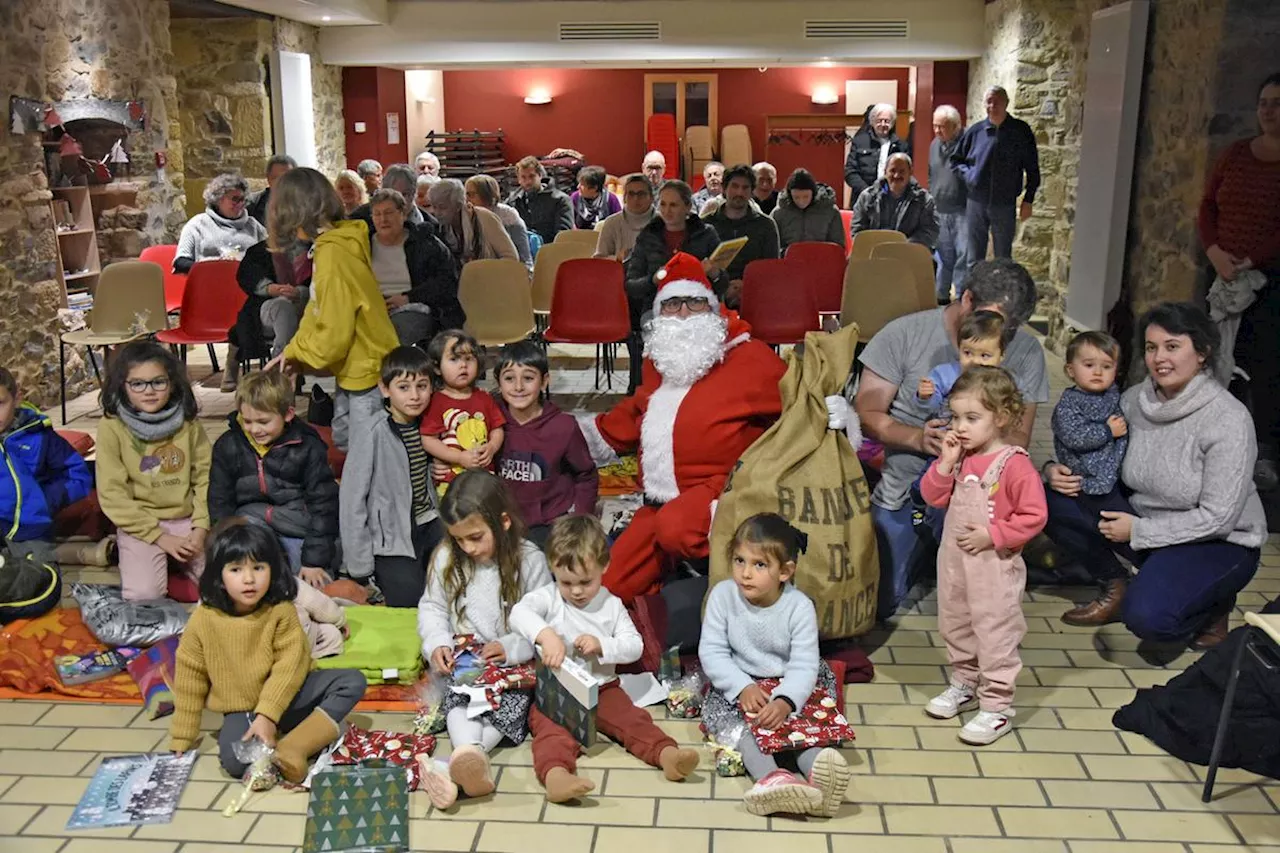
[171,18,274,181]
[0,0,185,407]
[273,19,347,177]
[969,0,1276,354]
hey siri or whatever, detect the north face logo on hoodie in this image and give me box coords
[499,451,548,483]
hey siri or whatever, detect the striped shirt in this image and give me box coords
[391,417,433,524]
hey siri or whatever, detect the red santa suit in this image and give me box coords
[579,253,786,603]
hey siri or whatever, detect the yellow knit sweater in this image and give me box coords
[169,602,312,752]
[96,417,211,543]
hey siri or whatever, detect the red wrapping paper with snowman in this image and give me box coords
[452,634,536,712]
[329,727,437,790]
[742,678,856,755]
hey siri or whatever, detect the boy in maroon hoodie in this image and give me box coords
[494,342,599,546]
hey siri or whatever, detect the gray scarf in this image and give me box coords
[116,401,186,442]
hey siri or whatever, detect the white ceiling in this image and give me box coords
[213,0,387,25]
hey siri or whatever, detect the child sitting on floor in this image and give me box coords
[96,341,211,602]
[510,515,700,803]
[0,366,93,564]
[422,330,505,498]
[416,470,551,805]
[209,370,339,590]
[493,342,598,547]
[699,513,851,818]
[1050,330,1128,502]
[170,520,365,782]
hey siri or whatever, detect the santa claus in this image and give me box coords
[579,251,856,603]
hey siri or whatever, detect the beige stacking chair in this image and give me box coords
[683,125,715,181]
[720,123,751,167]
[531,240,596,330]
[553,229,601,250]
[872,241,940,311]
[458,259,536,346]
[850,228,906,261]
[840,257,920,343]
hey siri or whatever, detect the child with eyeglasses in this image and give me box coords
[96,341,212,602]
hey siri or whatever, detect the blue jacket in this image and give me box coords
[1051,385,1128,496]
[950,116,1041,206]
[1,404,93,541]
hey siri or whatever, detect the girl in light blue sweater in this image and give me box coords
[699,514,851,819]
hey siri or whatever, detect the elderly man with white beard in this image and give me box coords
[577,252,859,604]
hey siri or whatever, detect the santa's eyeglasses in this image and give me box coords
[659,296,712,315]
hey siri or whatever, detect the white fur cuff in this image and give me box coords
[575,413,621,467]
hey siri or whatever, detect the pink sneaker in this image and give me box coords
[417,756,458,810]
[742,769,823,817]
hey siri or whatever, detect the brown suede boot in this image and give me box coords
[273,709,340,783]
[1060,579,1127,626]
[1190,614,1230,650]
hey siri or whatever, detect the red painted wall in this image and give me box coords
[343,67,409,169]
[934,61,971,125]
[439,66,914,190]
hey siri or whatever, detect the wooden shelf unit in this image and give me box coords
[50,186,101,308]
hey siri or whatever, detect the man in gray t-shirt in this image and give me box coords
[854,259,1048,617]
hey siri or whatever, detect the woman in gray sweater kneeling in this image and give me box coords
[1042,302,1266,649]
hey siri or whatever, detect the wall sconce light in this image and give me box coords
[524,89,552,105]
[811,87,839,106]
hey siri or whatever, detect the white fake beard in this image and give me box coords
[644,311,728,387]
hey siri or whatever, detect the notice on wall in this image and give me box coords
[386,112,400,145]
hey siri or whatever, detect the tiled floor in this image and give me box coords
[6,341,1279,852]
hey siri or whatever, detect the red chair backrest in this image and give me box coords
[786,241,848,314]
[646,114,680,179]
[545,259,630,342]
[138,244,187,313]
[175,260,246,338]
[839,211,855,259]
[740,259,819,345]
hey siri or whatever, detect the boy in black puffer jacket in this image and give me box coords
[209,370,339,589]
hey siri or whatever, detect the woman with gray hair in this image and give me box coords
[174,172,266,273]
[844,102,910,199]
[465,174,532,268]
[356,159,383,194]
[368,187,463,343]
[334,169,367,216]
[174,172,267,390]
[427,178,519,273]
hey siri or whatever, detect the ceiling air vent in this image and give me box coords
[804,19,909,39]
[558,21,661,42]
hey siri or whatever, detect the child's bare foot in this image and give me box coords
[417,756,458,809]
[544,766,595,803]
[448,744,495,798]
[659,745,699,781]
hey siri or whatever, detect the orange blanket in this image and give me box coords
[0,607,415,709]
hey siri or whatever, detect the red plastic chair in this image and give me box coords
[138,244,188,314]
[155,259,245,372]
[839,211,855,259]
[740,259,819,347]
[786,241,848,316]
[543,259,631,390]
[646,113,680,179]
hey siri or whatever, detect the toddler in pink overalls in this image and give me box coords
[919,366,1048,745]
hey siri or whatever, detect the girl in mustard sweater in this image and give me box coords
[97,341,211,602]
[170,521,366,782]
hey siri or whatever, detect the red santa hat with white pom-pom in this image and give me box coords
[652,251,719,317]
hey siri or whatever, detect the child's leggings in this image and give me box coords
[737,733,822,781]
[117,517,206,601]
[217,669,366,777]
[446,708,504,753]
[529,680,676,783]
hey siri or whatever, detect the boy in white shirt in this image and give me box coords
[510,515,700,803]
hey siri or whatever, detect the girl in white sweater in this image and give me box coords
[699,513,851,818]
[416,471,551,804]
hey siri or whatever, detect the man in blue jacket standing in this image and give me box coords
[950,86,1040,269]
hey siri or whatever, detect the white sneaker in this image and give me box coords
[924,683,977,719]
[959,709,1016,745]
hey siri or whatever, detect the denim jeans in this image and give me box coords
[871,502,944,619]
[935,210,970,300]
[1043,488,1260,641]
[965,199,1017,268]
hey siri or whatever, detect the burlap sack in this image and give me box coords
[707,324,879,639]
